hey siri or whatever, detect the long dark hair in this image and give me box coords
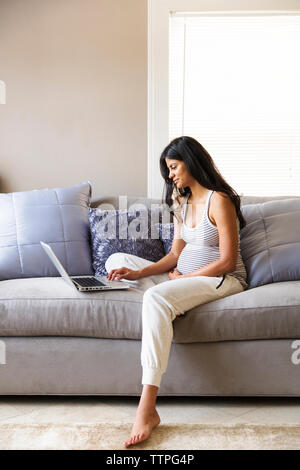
[159,136,246,230]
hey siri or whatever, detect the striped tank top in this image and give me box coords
[176,190,248,290]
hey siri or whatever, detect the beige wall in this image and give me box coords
[0,0,147,197]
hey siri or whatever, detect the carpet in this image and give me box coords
[0,422,299,450]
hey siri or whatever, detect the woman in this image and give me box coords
[105,136,248,447]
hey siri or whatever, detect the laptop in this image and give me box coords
[40,241,131,292]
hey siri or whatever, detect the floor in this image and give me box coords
[0,395,299,426]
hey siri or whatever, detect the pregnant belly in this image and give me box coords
[177,245,220,275]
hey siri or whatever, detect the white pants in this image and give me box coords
[105,252,244,388]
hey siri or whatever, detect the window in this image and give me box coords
[169,13,300,196]
[148,1,300,198]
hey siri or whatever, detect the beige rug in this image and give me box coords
[0,422,299,450]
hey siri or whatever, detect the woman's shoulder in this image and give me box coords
[213,190,230,201]
[210,191,236,219]
[211,191,233,207]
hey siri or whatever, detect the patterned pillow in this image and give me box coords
[88,207,165,275]
[155,223,174,254]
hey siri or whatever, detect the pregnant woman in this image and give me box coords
[105,136,248,447]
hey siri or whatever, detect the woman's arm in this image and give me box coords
[138,251,178,278]
[106,253,179,281]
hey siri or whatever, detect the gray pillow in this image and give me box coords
[0,181,94,280]
[240,198,300,288]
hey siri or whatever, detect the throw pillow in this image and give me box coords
[0,181,94,280]
[155,222,174,254]
[240,198,300,288]
[88,206,165,276]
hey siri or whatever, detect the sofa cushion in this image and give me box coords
[240,198,300,288]
[88,207,165,275]
[1,277,300,343]
[0,182,94,280]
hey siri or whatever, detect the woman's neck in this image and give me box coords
[188,184,211,203]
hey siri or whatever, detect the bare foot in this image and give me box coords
[123,408,161,447]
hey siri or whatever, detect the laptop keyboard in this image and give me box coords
[74,277,106,287]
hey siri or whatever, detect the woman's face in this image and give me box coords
[165,157,194,189]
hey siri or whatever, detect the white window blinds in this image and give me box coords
[169,13,300,196]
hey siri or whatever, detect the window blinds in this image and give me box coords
[169,13,300,196]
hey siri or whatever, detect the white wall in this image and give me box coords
[0,0,148,197]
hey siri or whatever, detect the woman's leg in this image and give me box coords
[105,253,167,446]
[123,384,161,447]
[124,274,244,447]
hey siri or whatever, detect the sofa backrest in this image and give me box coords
[240,198,300,288]
[91,194,300,214]
[90,195,300,290]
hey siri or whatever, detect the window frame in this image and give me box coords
[148,0,300,198]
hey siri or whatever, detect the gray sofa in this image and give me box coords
[0,193,300,396]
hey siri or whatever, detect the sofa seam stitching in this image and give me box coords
[11,193,24,275]
[257,204,274,282]
[0,240,88,249]
[0,300,299,310]
[54,189,68,272]
[0,330,298,342]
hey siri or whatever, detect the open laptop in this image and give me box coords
[40,241,131,292]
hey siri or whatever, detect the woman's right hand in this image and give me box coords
[106,267,141,281]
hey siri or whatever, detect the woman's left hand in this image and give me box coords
[168,268,182,280]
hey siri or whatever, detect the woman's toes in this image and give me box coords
[135,433,145,444]
[130,434,140,445]
[124,438,131,447]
